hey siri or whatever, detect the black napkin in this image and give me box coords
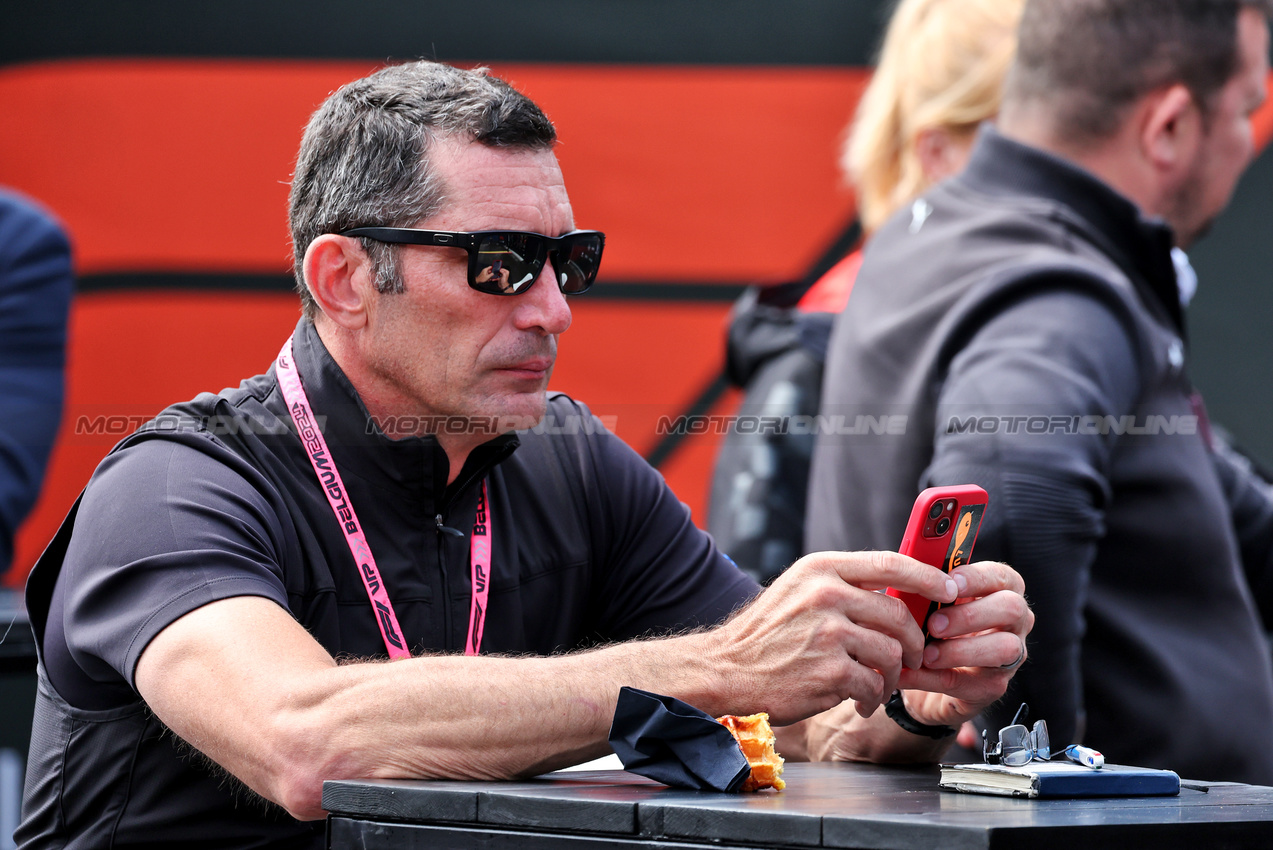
[607,686,751,792]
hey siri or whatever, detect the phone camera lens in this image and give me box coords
[935,517,951,535]
[928,502,944,520]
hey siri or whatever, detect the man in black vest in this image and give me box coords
[17,61,1031,848]
[809,0,1273,782]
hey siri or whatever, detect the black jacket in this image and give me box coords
[807,126,1273,782]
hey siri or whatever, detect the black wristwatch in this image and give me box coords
[884,691,958,739]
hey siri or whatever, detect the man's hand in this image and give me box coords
[899,559,1032,727]
[792,559,1032,763]
[702,550,960,726]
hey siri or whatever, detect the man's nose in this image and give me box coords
[518,258,572,335]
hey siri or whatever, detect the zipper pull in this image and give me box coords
[435,514,465,538]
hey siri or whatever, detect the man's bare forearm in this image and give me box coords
[139,598,753,820]
[296,631,739,786]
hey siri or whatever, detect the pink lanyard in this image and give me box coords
[276,336,491,659]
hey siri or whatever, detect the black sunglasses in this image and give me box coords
[341,227,605,295]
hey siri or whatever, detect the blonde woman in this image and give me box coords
[710,0,1025,581]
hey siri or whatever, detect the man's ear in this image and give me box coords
[1140,83,1202,177]
[303,234,374,330]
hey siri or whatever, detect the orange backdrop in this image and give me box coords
[11,59,1273,585]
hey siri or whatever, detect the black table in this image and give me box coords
[322,761,1273,849]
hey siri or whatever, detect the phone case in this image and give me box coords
[887,485,988,639]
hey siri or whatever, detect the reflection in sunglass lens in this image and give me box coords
[476,233,542,294]
[555,234,603,294]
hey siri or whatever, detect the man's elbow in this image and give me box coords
[258,711,358,821]
[270,767,328,822]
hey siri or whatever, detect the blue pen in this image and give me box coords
[1063,744,1104,769]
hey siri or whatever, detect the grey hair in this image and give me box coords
[288,60,557,319]
[1003,0,1273,145]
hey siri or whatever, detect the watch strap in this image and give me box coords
[884,690,958,739]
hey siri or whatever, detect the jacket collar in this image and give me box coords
[283,319,519,507]
[961,125,1185,336]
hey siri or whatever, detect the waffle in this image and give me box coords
[717,712,786,791]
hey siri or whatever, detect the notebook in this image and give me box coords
[939,761,1180,798]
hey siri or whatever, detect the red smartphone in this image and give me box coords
[887,485,988,639]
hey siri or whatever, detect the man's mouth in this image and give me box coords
[498,357,554,379]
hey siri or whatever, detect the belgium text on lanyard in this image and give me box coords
[276,336,492,659]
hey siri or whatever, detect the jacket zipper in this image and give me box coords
[432,440,513,652]
[434,512,464,651]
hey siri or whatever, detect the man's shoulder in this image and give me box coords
[859,175,1135,313]
[0,187,69,249]
[82,369,293,504]
[140,369,286,441]
[99,393,287,499]
[0,187,72,304]
[876,178,1093,262]
[832,173,1158,402]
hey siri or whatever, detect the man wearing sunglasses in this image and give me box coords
[17,61,1031,848]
